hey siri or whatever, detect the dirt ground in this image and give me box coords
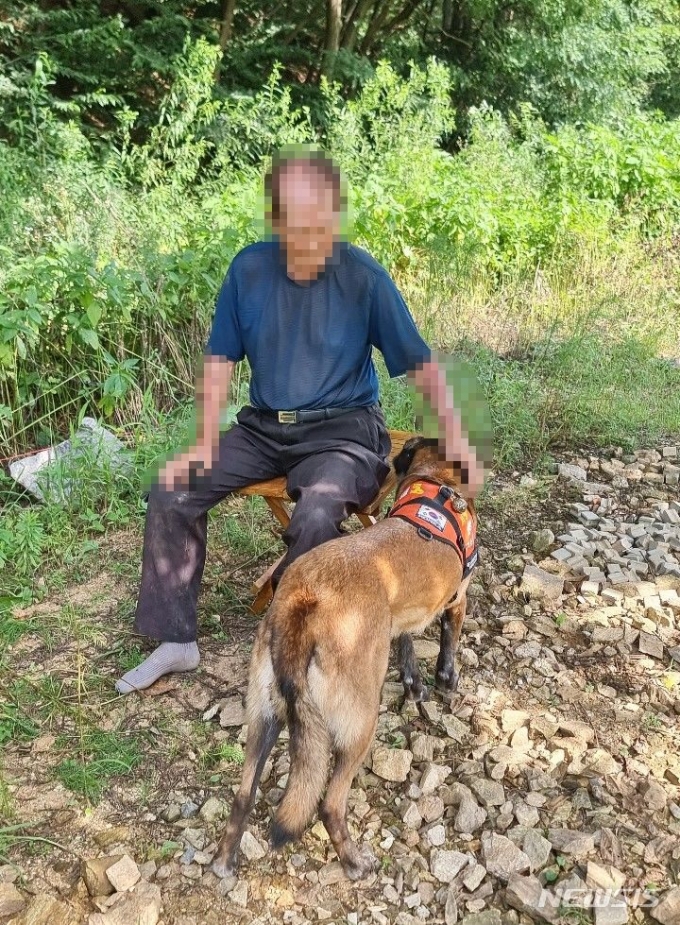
[1,445,679,925]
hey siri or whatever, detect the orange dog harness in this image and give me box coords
[388,479,478,577]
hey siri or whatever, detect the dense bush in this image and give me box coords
[1,45,680,457]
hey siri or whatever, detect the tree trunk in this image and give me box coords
[358,0,394,56]
[340,0,374,51]
[382,0,426,39]
[214,0,237,81]
[442,0,453,33]
[321,0,343,79]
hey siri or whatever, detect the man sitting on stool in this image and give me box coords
[116,147,483,695]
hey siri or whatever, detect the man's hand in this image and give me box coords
[157,356,234,491]
[409,358,487,500]
[158,446,215,491]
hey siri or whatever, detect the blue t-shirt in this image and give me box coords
[205,240,431,411]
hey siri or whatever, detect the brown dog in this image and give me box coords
[211,437,477,881]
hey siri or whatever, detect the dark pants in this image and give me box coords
[134,405,391,643]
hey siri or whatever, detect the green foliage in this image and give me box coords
[0,706,39,747]
[0,510,44,582]
[469,0,672,126]
[199,741,246,771]
[1,53,680,464]
[540,113,680,232]
[3,0,680,140]
[55,730,141,803]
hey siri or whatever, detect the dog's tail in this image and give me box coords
[270,587,331,848]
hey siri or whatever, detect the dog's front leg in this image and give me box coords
[397,633,427,703]
[435,595,466,692]
[211,715,282,879]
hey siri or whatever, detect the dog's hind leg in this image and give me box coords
[397,633,427,702]
[435,592,467,692]
[319,716,380,881]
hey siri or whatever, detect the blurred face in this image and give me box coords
[273,164,340,282]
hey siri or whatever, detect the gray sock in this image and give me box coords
[115,641,200,695]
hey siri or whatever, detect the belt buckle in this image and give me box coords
[278,411,297,424]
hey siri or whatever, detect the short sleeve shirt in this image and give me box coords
[206,239,431,411]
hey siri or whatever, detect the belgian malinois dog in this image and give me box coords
[211,437,478,881]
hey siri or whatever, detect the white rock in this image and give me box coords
[402,801,423,830]
[520,564,564,602]
[420,763,452,795]
[89,883,161,925]
[0,883,25,917]
[240,830,266,862]
[547,829,595,858]
[522,830,553,872]
[501,710,530,733]
[219,696,246,727]
[559,463,588,481]
[463,864,487,892]
[481,833,530,882]
[514,802,540,828]
[105,855,140,893]
[444,890,458,925]
[430,850,469,883]
[594,898,629,925]
[470,779,505,807]
[229,880,249,908]
[651,887,680,925]
[199,796,225,823]
[643,780,668,811]
[506,874,560,923]
[454,798,487,834]
[639,631,664,660]
[372,747,413,783]
[426,824,446,847]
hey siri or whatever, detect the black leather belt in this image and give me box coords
[257,406,368,424]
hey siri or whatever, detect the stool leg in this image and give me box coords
[356,512,377,528]
[265,498,291,530]
[250,552,286,614]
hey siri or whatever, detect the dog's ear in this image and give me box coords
[393,436,433,476]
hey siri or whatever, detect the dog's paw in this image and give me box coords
[343,844,378,881]
[210,857,237,882]
[401,674,428,703]
[435,667,459,693]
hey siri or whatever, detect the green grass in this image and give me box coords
[116,643,144,673]
[151,840,183,862]
[0,705,39,747]
[198,741,245,772]
[0,612,36,648]
[55,730,141,803]
[0,774,13,822]
[0,676,72,751]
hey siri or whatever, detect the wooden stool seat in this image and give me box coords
[237,430,413,613]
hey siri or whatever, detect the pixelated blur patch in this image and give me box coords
[411,352,494,468]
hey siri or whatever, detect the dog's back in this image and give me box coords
[262,575,391,847]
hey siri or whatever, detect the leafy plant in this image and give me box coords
[55,730,141,803]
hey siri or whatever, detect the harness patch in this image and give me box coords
[416,504,448,533]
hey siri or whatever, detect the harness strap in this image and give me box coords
[388,481,478,578]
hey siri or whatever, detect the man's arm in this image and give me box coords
[409,359,485,499]
[367,270,486,499]
[159,356,234,490]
